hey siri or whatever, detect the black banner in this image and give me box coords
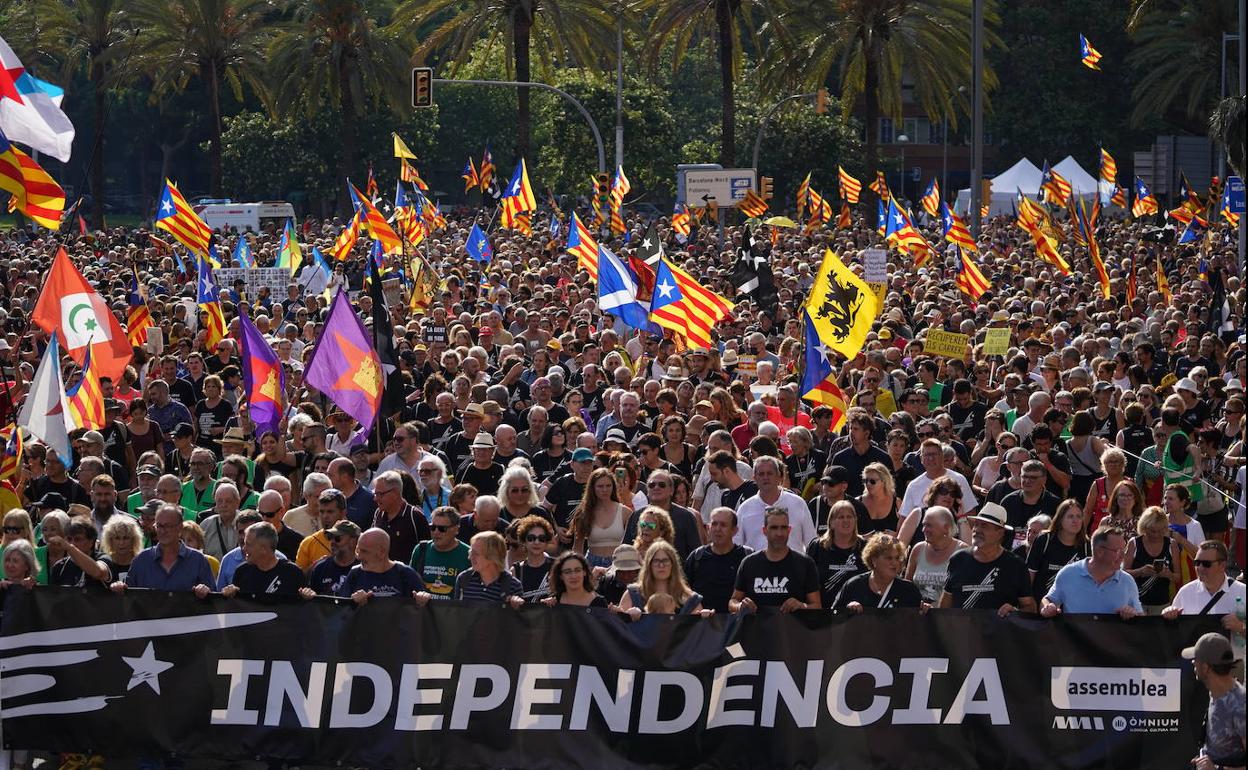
[0,588,1219,768]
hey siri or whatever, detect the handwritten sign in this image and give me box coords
[924,329,970,359]
[983,327,1011,357]
[862,248,888,284]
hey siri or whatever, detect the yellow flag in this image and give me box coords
[803,249,877,360]
[393,132,418,160]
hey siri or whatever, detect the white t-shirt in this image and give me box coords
[899,469,978,519]
[1170,576,1246,615]
[735,489,816,551]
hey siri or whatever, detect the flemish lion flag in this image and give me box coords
[803,249,876,360]
[33,247,133,382]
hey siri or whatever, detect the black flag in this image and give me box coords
[635,221,663,266]
[369,254,406,415]
[731,225,778,316]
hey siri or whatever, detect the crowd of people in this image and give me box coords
[0,194,1245,661]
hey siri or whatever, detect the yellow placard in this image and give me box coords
[867,282,887,317]
[983,327,1011,357]
[924,329,970,359]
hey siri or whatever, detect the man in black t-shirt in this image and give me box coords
[999,459,1062,543]
[48,519,110,588]
[544,448,593,529]
[685,508,752,613]
[939,503,1035,616]
[946,379,989,444]
[730,508,821,613]
[454,433,506,493]
[198,522,306,598]
[308,520,362,596]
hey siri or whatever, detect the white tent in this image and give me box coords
[955,157,1045,216]
[1052,155,1102,199]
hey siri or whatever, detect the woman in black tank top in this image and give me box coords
[1123,511,1180,612]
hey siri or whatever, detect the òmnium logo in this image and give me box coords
[1050,667,1181,713]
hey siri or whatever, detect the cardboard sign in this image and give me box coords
[983,327,1011,357]
[862,248,888,284]
[924,329,970,359]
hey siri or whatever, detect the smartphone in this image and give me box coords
[1152,558,1166,571]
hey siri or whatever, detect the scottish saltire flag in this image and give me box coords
[465,223,492,262]
[238,310,284,436]
[598,245,659,334]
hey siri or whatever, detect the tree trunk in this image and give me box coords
[864,46,880,207]
[336,55,358,216]
[716,0,735,166]
[90,58,106,229]
[513,9,533,162]
[206,62,223,197]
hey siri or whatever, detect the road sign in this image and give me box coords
[1227,176,1245,214]
[411,67,433,108]
[681,168,757,205]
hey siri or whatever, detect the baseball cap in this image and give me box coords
[81,430,105,445]
[571,447,594,463]
[1182,632,1240,664]
[172,423,194,439]
[137,464,162,479]
[34,492,67,510]
[326,520,362,540]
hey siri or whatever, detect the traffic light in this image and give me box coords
[760,176,774,199]
[815,88,828,115]
[412,67,434,108]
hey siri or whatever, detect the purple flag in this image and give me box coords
[304,289,382,431]
[237,310,285,436]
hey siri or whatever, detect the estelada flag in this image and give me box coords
[33,247,132,382]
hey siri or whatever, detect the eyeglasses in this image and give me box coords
[526,534,551,543]
[431,524,456,533]
[1021,474,1044,482]
[1193,558,1224,568]
[647,481,668,488]
[638,521,658,531]
[650,557,672,566]
[917,431,935,438]
[509,487,531,494]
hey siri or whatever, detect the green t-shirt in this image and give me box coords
[926,382,945,412]
[409,540,470,600]
[180,480,218,519]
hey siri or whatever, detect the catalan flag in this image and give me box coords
[65,349,105,430]
[838,166,862,204]
[276,218,303,275]
[609,165,630,235]
[514,210,533,236]
[835,202,852,230]
[876,199,887,236]
[671,203,691,243]
[799,310,848,429]
[197,256,227,348]
[1177,172,1200,210]
[806,189,832,227]
[869,171,889,200]
[954,250,990,302]
[501,159,538,231]
[350,181,403,254]
[393,183,423,248]
[1110,185,1127,208]
[1126,256,1137,305]
[1131,177,1158,217]
[1079,34,1102,70]
[331,210,363,261]
[920,178,941,217]
[795,172,812,218]
[462,157,479,193]
[1040,162,1072,207]
[1016,192,1071,274]
[646,257,734,349]
[400,158,429,191]
[478,145,495,194]
[1076,198,1110,299]
[737,187,768,218]
[884,198,932,267]
[940,201,977,253]
[1099,148,1117,184]
[1156,255,1171,303]
[0,128,64,229]
[0,424,23,482]
[365,165,379,201]
[126,269,151,348]
[154,179,212,256]
[567,211,599,280]
[1220,184,1241,227]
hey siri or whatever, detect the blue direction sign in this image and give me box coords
[1227,176,1245,214]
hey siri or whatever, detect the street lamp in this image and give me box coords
[896,133,910,201]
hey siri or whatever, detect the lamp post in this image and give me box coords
[896,133,910,201]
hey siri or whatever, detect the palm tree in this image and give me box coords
[267,0,411,213]
[638,0,784,167]
[131,0,274,196]
[767,0,998,199]
[1209,96,1245,178]
[1126,0,1236,134]
[38,0,135,228]
[394,0,615,163]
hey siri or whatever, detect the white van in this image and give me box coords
[195,201,296,233]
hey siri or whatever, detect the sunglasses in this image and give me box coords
[1193,559,1224,568]
[525,534,550,543]
[638,521,658,531]
[259,510,279,518]
[431,524,455,533]
[862,478,879,486]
